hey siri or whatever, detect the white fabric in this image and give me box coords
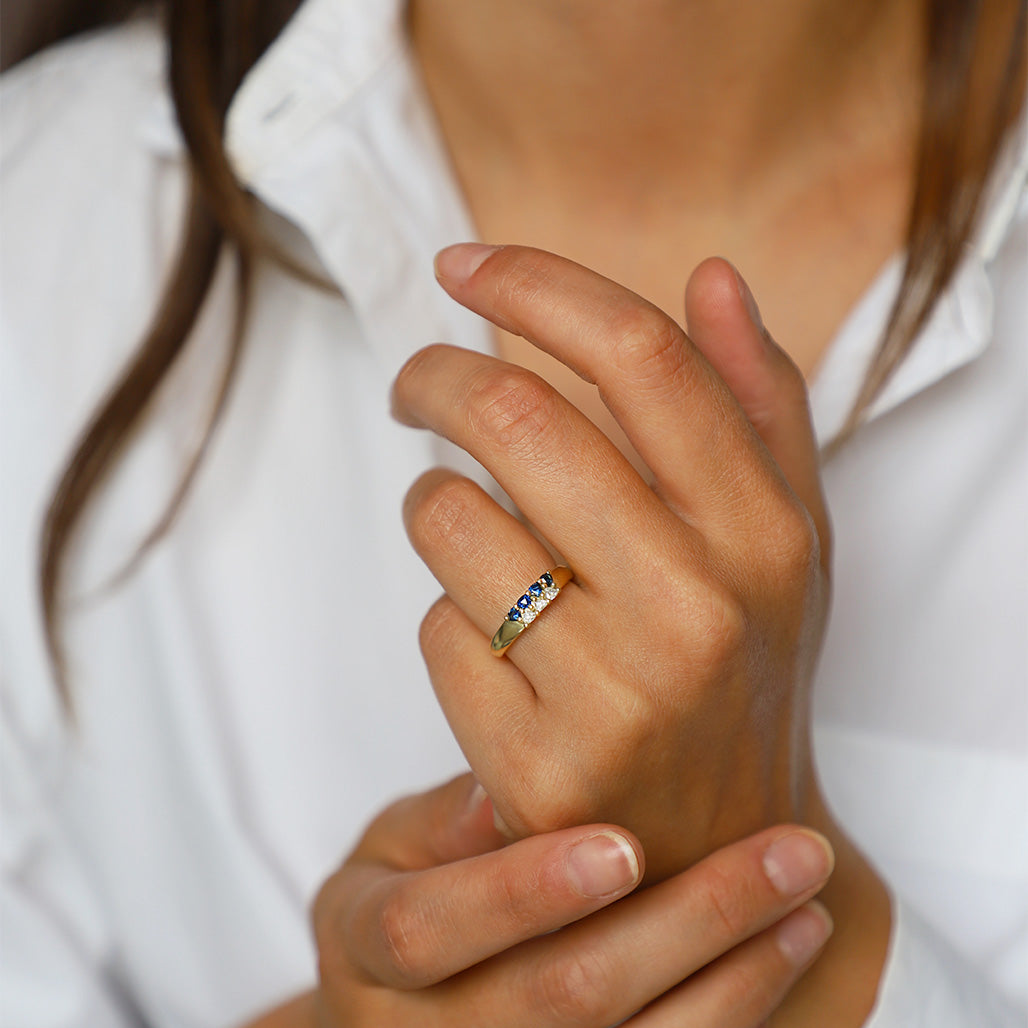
[1,3,1025,1025]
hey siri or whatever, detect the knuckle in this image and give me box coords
[310,873,350,980]
[487,860,547,939]
[394,343,443,399]
[692,861,756,941]
[466,366,563,455]
[535,946,612,1024]
[407,474,483,554]
[376,881,437,988]
[689,584,748,668]
[715,945,791,1020]
[765,499,820,579]
[417,596,460,662]
[492,249,552,310]
[610,306,688,386]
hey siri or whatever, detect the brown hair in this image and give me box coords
[34,0,1027,710]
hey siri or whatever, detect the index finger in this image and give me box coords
[321,824,643,990]
[434,243,777,524]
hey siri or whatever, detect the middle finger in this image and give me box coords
[393,344,688,588]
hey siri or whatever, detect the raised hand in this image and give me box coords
[393,245,830,883]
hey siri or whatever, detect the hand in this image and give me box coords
[393,245,831,882]
[259,774,835,1027]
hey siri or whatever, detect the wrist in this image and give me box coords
[772,790,892,1027]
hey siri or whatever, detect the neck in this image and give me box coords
[408,0,922,203]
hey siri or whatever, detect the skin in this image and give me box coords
[245,255,878,1028]
[409,0,922,448]
[246,774,835,1027]
[398,251,831,879]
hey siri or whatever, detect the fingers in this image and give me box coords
[315,809,834,1026]
[417,593,617,834]
[351,773,509,870]
[625,901,833,1027]
[401,467,578,647]
[418,595,537,786]
[322,823,643,990]
[684,258,830,560]
[393,342,677,583]
[476,824,834,1026]
[425,243,775,524]
[402,468,599,682]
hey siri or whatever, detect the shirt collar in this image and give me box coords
[811,117,1027,445]
[139,0,1027,439]
[223,0,405,184]
[141,0,485,378]
[139,0,405,164]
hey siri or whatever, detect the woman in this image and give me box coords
[2,0,1025,1025]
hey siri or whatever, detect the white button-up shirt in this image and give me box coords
[2,2,1026,1025]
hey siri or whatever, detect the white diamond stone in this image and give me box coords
[543,586,559,601]
[521,607,537,624]
[533,596,549,612]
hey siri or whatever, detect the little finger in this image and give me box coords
[405,468,599,681]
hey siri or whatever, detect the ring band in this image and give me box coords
[490,567,573,656]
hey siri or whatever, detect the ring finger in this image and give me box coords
[393,344,688,590]
[403,467,593,683]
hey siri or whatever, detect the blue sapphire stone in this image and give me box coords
[508,607,522,621]
[517,595,533,610]
[528,582,543,598]
[540,572,554,588]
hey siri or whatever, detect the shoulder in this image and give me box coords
[0,14,178,259]
[0,18,197,749]
[0,12,181,262]
[1,15,188,433]
[1,15,167,157]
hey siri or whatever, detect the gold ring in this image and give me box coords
[490,567,573,656]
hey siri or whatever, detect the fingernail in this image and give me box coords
[465,781,489,819]
[435,243,501,283]
[566,831,640,899]
[732,265,764,331]
[763,830,834,897]
[493,807,515,839]
[775,901,833,966]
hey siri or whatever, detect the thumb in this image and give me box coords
[684,258,830,564]
[353,773,508,871]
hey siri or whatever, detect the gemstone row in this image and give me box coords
[507,571,561,626]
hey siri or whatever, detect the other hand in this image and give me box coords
[298,773,834,1027]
